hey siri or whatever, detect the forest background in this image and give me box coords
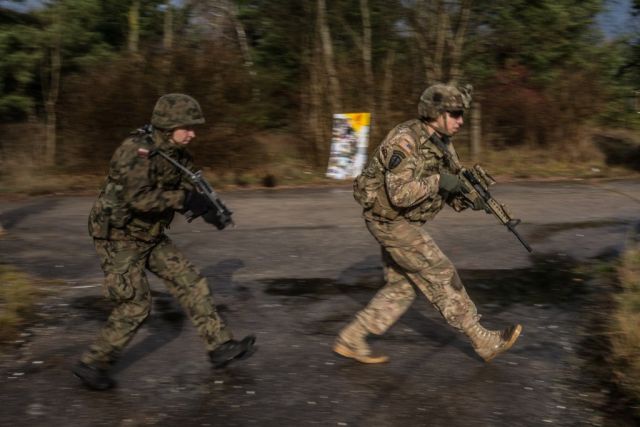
[0,0,639,192]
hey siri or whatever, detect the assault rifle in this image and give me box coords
[428,132,531,252]
[135,125,234,230]
[459,165,532,253]
[150,150,234,229]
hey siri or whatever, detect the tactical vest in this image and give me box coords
[88,130,186,241]
[353,119,462,223]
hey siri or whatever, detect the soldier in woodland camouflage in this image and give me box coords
[72,94,256,390]
[334,83,522,364]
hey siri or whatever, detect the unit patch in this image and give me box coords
[388,151,406,170]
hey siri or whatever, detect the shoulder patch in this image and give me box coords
[398,139,413,154]
[390,130,417,156]
[388,150,406,170]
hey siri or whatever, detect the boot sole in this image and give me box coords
[333,342,389,364]
[483,324,523,363]
[212,336,258,369]
[71,367,115,391]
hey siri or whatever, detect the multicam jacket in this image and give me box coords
[88,128,194,242]
[354,119,468,223]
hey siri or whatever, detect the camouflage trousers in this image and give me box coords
[350,219,478,336]
[81,236,232,368]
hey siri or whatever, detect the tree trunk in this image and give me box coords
[379,49,396,141]
[470,99,482,161]
[432,0,446,83]
[43,7,62,166]
[309,42,326,166]
[360,0,375,126]
[128,0,140,54]
[317,0,342,114]
[44,99,57,166]
[448,0,471,84]
[159,3,174,93]
[163,3,173,50]
[222,0,259,100]
[412,0,471,85]
[413,0,433,84]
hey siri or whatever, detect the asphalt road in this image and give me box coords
[0,180,639,427]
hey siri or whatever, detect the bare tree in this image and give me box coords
[379,49,396,130]
[360,0,374,113]
[335,0,375,129]
[410,0,471,85]
[42,5,62,166]
[470,98,482,160]
[308,41,329,165]
[163,2,173,50]
[317,0,343,114]
[128,0,140,54]
[185,0,258,99]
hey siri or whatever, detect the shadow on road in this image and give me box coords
[256,250,610,367]
[0,199,60,230]
[67,258,249,373]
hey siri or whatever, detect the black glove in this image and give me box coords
[183,190,210,218]
[202,208,233,230]
[438,173,463,194]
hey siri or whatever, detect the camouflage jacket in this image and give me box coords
[354,119,468,223]
[88,128,194,241]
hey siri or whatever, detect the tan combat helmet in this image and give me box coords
[151,93,205,130]
[418,83,473,121]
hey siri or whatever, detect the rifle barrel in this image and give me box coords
[507,223,533,253]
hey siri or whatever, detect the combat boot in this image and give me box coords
[209,335,257,369]
[333,320,389,364]
[465,323,522,362]
[72,361,115,391]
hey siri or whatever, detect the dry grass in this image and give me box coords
[456,135,638,181]
[0,171,105,196]
[0,264,49,343]
[1,127,639,196]
[609,228,640,415]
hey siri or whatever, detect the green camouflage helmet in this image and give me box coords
[151,93,205,129]
[418,83,473,120]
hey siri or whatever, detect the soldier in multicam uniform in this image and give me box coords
[72,94,256,390]
[333,83,522,364]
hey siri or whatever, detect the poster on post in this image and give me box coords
[326,112,370,180]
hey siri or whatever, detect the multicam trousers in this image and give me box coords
[81,236,232,367]
[353,219,478,335]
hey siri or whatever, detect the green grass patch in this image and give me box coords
[0,264,50,343]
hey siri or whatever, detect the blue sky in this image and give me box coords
[598,0,635,38]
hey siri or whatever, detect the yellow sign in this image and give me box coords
[345,113,371,132]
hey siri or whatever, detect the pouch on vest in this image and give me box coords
[353,158,384,209]
[88,201,110,239]
[370,188,401,220]
[102,182,131,228]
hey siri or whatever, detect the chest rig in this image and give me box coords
[353,119,462,222]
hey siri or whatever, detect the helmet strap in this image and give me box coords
[426,113,453,137]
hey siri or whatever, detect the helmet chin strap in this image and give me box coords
[427,112,453,137]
